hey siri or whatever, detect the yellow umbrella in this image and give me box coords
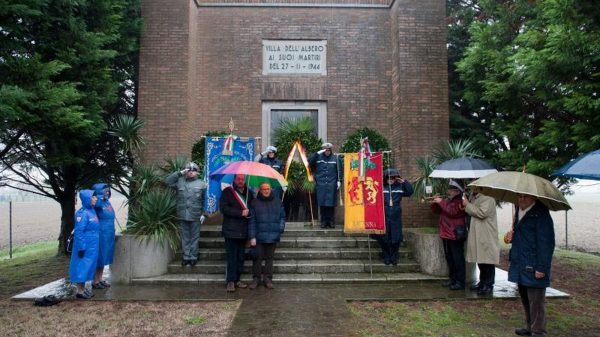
[467,171,571,211]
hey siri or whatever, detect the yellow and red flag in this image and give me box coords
[343,152,385,234]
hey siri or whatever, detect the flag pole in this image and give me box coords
[367,234,373,279]
[308,190,315,228]
[337,153,343,206]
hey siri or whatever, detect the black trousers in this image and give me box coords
[478,263,496,287]
[518,285,547,336]
[224,238,246,283]
[442,238,465,285]
[252,243,277,281]
[319,206,335,226]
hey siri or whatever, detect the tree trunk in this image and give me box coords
[57,183,77,255]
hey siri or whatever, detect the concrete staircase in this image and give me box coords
[131,222,439,285]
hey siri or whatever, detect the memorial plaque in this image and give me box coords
[262,40,327,75]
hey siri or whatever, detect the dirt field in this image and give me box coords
[2,186,599,253]
[0,197,128,249]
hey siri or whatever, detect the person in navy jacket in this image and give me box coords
[308,142,339,228]
[92,183,115,289]
[256,145,284,198]
[373,168,414,265]
[507,194,555,337]
[69,189,100,299]
[248,182,286,289]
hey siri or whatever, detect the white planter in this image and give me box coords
[405,228,449,277]
[110,233,174,284]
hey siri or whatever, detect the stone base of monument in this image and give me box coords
[111,234,174,284]
[405,228,449,277]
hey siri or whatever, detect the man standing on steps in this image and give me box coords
[220,174,253,292]
[248,182,286,289]
[308,142,340,229]
[164,162,207,267]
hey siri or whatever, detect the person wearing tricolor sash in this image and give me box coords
[220,174,254,292]
[308,142,340,229]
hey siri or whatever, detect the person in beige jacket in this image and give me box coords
[463,191,499,296]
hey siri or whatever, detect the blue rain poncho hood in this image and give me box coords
[79,189,96,208]
[92,183,111,200]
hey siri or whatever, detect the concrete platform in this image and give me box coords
[12,267,568,302]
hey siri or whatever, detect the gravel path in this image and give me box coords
[0,197,128,250]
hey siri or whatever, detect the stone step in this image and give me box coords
[198,237,384,249]
[182,247,412,261]
[168,259,420,274]
[132,272,444,285]
[199,225,361,238]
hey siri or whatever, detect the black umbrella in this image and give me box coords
[429,157,497,179]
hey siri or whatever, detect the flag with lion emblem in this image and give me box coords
[343,152,385,234]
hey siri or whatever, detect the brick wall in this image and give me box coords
[391,0,449,227]
[137,0,448,227]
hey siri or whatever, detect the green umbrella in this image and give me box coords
[467,171,571,211]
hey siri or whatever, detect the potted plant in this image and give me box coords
[111,160,182,284]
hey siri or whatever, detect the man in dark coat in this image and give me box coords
[507,194,555,337]
[430,180,467,290]
[256,145,284,198]
[248,182,286,289]
[308,142,340,228]
[220,174,253,292]
[372,168,414,265]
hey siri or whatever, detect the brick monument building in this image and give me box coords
[137,0,449,226]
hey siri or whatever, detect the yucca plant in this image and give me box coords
[412,138,481,199]
[125,188,179,250]
[412,156,447,199]
[162,156,189,175]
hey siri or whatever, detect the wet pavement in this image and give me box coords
[12,268,569,336]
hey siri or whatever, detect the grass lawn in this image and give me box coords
[0,241,239,337]
[348,248,600,337]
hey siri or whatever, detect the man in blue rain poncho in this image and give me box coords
[69,190,100,299]
[92,183,116,289]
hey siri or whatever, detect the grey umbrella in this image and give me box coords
[429,157,497,179]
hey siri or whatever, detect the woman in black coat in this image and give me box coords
[248,182,286,289]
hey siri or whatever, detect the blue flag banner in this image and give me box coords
[205,136,255,214]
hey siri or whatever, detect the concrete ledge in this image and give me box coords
[111,234,174,284]
[405,228,449,277]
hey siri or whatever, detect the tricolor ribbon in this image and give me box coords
[284,141,314,182]
[227,186,248,209]
[358,137,372,181]
[222,135,236,155]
